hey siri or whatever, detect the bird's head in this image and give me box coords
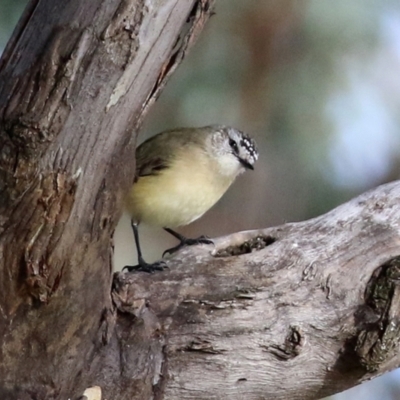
[207,125,258,177]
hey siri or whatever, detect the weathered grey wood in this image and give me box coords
[0,0,215,399]
[111,181,400,400]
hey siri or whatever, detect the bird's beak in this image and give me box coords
[239,158,254,170]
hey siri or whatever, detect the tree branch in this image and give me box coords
[111,180,400,400]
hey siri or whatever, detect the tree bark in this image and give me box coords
[0,0,215,399]
[111,181,400,400]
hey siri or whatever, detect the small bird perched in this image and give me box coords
[124,125,258,272]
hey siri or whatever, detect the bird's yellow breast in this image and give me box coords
[127,148,234,228]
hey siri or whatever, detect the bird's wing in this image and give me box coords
[136,155,169,178]
[135,133,174,179]
[134,129,205,181]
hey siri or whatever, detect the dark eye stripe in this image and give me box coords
[229,138,239,152]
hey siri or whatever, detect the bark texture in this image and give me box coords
[0,0,215,399]
[110,181,400,400]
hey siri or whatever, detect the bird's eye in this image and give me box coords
[229,138,239,153]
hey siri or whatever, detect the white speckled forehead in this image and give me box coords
[239,132,258,160]
[226,127,258,160]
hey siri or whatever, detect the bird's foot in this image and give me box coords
[163,235,213,257]
[123,260,168,273]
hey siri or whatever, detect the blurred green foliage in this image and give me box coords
[0,0,27,50]
[145,0,400,230]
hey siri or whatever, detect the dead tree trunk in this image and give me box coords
[0,0,215,399]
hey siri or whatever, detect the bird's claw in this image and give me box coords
[163,236,214,257]
[123,260,168,273]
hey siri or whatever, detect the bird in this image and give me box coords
[124,125,258,273]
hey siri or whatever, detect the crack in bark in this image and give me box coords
[355,256,400,371]
[214,235,276,257]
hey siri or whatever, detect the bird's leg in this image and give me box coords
[162,227,213,257]
[123,220,167,273]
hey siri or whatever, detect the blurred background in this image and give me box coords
[2,1,400,398]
